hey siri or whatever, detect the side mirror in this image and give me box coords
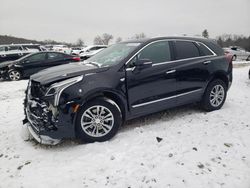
[135,59,152,69]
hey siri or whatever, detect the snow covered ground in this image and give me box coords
[0,63,250,188]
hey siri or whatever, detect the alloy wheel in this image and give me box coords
[209,85,225,107]
[80,105,114,137]
[9,71,21,81]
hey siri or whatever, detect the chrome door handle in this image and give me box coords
[166,70,176,74]
[203,60,211,65]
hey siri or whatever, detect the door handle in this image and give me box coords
[166,70,176,74]
[203,60,211,65]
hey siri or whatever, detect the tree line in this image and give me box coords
[76,32,147,46]
[216,34,250,51]
[1,31,250,51]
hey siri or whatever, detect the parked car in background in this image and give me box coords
[43,45,54,51]
[0,51,80,81]
[223,46,250,61]
[71,47,86,55]
[52,45,71,54]
[0,44,44,63]
[79,45,107,60]
[23,37,232,145]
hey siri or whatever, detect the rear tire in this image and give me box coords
[201,79,227,112]
[75,98,122,143]
[8,69,22,81]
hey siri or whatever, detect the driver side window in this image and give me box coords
[128,41,171,67]
[138,41,171,64]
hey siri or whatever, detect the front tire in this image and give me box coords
[201,79,227,112]
[75,98,122,143]
[9,70,22,81]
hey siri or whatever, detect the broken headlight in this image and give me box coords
[45,76,83,106]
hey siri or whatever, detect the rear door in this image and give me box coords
[45,52,70,68]
[126,40,177,116]
[173,40,216,105]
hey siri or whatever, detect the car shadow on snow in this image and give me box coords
[29,103,204,150]
[122,103,202,131]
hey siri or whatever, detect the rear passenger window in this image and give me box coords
[48,52,64,60]
[138,41,171,64]
[175,41,200,60]
[197,43,213,56]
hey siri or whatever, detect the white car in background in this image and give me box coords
[53,45,71,54]
[223,46,250,61]
[71,47,86,55]
[79,45,107,60]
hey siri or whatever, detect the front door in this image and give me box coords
[126,41,177,116]
[22,53,47,76]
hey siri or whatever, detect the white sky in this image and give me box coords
[0,0,249,44]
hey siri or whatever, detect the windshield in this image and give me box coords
[17,53,35,61]
[85,42,141,67]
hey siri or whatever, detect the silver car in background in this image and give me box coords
[223,46,250,61]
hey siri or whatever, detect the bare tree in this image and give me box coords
[93,33,113,45]
[202,29,209,38]
[93,36,104,45]
[76,38,84,46]
[102,33,113,45]
[116,37,122,43]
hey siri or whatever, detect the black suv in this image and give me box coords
[23,37,233,145]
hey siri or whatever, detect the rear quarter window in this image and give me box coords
[197,43,214,56]
[174,41,200,60]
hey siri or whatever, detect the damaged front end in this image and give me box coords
[23,76,83,145]
[0,67,9,80]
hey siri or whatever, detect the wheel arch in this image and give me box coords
[79,89,127,122]
[8,68,23,79]
[207,71,229,90]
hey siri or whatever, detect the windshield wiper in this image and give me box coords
[84,61,101,68]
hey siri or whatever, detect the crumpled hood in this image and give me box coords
[31,62,109,85]
[0,60,17,68]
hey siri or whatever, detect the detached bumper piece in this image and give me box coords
[24,121,61,145]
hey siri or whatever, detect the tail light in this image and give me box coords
[72,56,81,61]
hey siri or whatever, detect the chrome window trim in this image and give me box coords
[195,42,217,56]
[132,88,203,108]
[125,39,217,71]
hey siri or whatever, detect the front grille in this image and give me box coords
[26,99,55,131]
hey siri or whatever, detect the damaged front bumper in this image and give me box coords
[0,69,8,79]
[23,121,61,145]
[23,81,78,145]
